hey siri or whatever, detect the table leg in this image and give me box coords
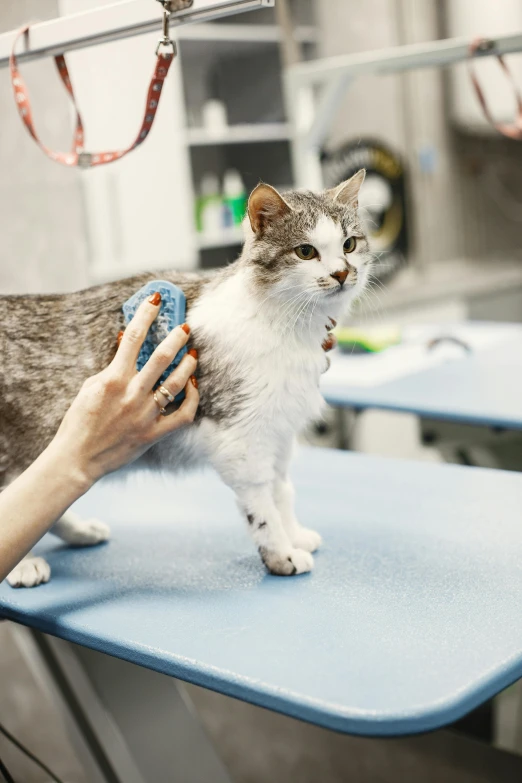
[421,419,522,471]
[23,629,233,783]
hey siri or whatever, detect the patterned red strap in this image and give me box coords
[468,37,522,141]
[10,25,174,167]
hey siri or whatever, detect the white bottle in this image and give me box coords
[202,100,228,137]
[199,173,222,236]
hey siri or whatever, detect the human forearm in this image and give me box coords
[1,294,199,586]
[0,444,91,582]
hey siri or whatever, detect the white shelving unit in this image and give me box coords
[196,226,244,249]
[179,1,317,264]
[41,0,315,279]
[186,123,291,146]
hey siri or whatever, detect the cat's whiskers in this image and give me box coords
[283,284,318,323]
[358,286,384,322]
[257,282,304,311]
[367,274,385,289]
[302,294,321,337]
[271,284,317,332]
[307,293,320,339]
[365,280,386,309]
[366,270,387,294]
[272,291,312,337]
[286,291,317,339]
[257,283,309,328]
[272,290,309,338]
[276,288,311,318]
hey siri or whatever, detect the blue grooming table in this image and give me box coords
[1,448,521,747]
[321,323,522,430]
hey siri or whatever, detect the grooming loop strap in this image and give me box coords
[9,24,175,168]
[468,37,522,141]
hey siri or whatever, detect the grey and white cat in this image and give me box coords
[0,171,370,586]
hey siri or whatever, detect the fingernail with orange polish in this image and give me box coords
[148,292,161,306]
[117,330,124,346]
[188,348,198,359]
[190,375,198,389]
[322,335,335,352]
[181,323,190,335]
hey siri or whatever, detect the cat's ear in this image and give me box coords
[248,183,292,236]
[326,169,366,209]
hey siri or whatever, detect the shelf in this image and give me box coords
[186,123,291,146]
[196,227,244,249]
[177,23,317,46]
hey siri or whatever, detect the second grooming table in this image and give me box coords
[321,322,522,465]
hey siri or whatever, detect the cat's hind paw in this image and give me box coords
[52,513,110,547]
[289,527,322,553]
[259,547,313,576]
[62,518,111,547]
[7,557,50,588]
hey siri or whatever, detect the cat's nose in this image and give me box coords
[330,269,349,287]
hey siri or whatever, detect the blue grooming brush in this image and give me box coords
[122,280,187,401]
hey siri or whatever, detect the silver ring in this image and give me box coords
[157,384,175,404]
[153,391,167,416]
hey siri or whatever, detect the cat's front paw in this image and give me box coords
[259,547,313,576]
[290,527,322,553]
[6,557,51,588]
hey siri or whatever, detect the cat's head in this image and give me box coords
[243,170,370,323]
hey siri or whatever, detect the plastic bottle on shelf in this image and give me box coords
[222,169,247,228]
[201,100,228,137]
[196,173,223,236]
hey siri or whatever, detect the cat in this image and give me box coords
[0,170,370,586]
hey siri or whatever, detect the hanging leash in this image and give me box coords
[468,37,522,141]
[9,1,181,167]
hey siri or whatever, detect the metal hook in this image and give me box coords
[156,0,193,10]
[155,6,176,56]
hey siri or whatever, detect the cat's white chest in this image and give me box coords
[247,340,325,432]
[189,269,326,435]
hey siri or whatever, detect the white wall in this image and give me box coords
[315,0,405,152]
[59,0,197,282]
[0,1,89,294]
[315,0,460,270]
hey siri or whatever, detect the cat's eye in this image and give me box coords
[343,237,357,254]
[295,244,318,260]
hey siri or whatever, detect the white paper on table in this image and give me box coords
[321,323,518,389]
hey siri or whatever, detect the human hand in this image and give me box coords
[322,317,337,352]
[50,293,199,488]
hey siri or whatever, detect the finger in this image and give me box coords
[135,324,192,392]
[322,333,337,352]
[151,350,198,405]
[155,376,199,436]
[111,293,162,374]
[325,317,337,332]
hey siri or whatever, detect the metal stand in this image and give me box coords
[13,626,232,783]
[0,0,273,69]
[420,418,522,471]
[285,29,522,189]
[9,624,522,782]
